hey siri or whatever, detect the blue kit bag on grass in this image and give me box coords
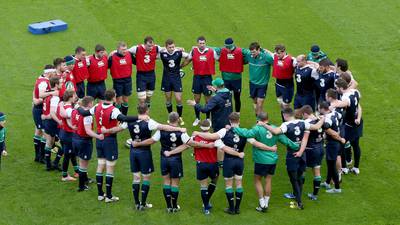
[28,20,68,34]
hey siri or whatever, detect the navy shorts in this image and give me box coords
[294,93,315,110]
[0,141,4,153]
[192,75,212,96]
[249,82,267,99]
[223,157,244,178]
[224,79,242,93]
[87,81,106,100]
[305,143,324,168]
[161,74,182,92]
[59,129,74,154]
[344,120,363,141]
[275,82,294,104]
[286,151,306,172]
[130,148,154,174]
[137,71,156,92]
[43,119,59,137]
[96,136,118,161]
[113,77,132,97]
[196,161,219,180]
[325,141,340,161]
[32,105,43,129]
[76,82,85,99]
[161,155,183,178]
[73,135,93,160]
[254,163,276,176]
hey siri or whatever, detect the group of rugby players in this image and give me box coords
[31,36,363,214]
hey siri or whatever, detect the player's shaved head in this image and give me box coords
[197,36,206,42]
[340,72,352,84]
[199,119,211,129]
[168,112,180,124]
[165,39,174,46]
[63,89,75,102]
[117,41,127,48]
[319,58,332,67]
[137,103,149,115]
[49,77,59,88]
[104,89,116,101]
[282,107,294,117]
[318,101,330,111]
[53,58,65,67]
[335,78,349,90]
[257,111,269,122]
[275,44,286,52]
[81,96,94,107]
[229,112,240,124]
[75,46,85,54]
[326,88,338,100]
[296,54,306,62]
[95,44,105,52]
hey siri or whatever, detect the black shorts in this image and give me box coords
[137,71,156,92]
[32,105,43,130]
[87,81,106,100]
[76,82,85,99]
[325,141,340,161]
[305,143,324,168]
[294,93,315,110]
[0,141,5,153]
[344,120,363,141]
[249,82,267,99]
[286,151,306,172]
[43,119,59,137]
[130,148,154,174]
[275,82,294,104]
[254,163,276,176]
[223,157,244,178]
[113,77,132,97]
[192,75,212,96]
[96,136,118,161]
[72,135,93,160]
[224,79,242,93]
[161,74,182,92]
[196,161,219,180]
[160,155,183,178]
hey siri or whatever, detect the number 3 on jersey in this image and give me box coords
[168,59,175,68]
[144,55,151,64]
[170,133,177,142]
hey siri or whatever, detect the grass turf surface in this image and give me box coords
[0,0,399,224]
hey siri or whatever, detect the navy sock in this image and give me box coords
[235,188,243,211]
[225,188,234,211]
[132,183,140,205]
[105,174,114,198]
[96,173,104,196]
[194,107,200,119]
[166,102,173,113]
[201,187,209,209]
[177,104,183,117]
[171,186,179,208]
[62,152,70,176]
[207,183,216,200]
[33,136,41,160]
[121,103,128,115]
[141,181,150,206]
[163,185,172,209]
[44,146,52,169]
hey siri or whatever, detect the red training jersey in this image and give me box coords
[88,55,108,83]
[72,58,89,83]
[33,75,50,99]
[59,70,77,98]
[192,47,215,76]
[193,136,217,163]
[71,109,91,137]
[135,45,158,72]
[94,103,118,136]
[42,94,53,117]
[60,104,75,133]
[272,54,294,80]
[219,47,244,73]
[110,53,132,79]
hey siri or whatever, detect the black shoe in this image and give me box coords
[235,208,240,214]
[224,208,235,215]
[52,163,62,171]
[77,185,89,192]
[85,178,94,185]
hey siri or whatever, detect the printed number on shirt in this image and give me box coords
[296,74,302,83]
[168,60,175,68]
[134,124,140,133]
[294,126,301,136]
[233,134,240,143]
[144,55,151,63]
[320,78,325,87]
[170,133,177,142]
[266,130,273,139]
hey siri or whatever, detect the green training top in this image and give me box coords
[0,127,6,143]
[234,124,299,165]
[242,49,273,85]
[306,51,327,63]
[213,47,243,81]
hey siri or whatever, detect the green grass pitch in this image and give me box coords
[0,0,399,224]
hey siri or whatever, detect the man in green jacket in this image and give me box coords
[233,111,299,212]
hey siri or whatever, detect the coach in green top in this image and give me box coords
[306,45,328,63]
[233,112,298,212]
[244,42,273,116]
[0,112,7,169]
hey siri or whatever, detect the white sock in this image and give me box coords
[264,196,270,207]
[259,198,265,208]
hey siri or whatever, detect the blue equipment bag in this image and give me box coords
[28,20,68,34]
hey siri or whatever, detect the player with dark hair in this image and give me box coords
[181,36,219,126]
[129,36,162,107]
[87,44,108,100]
[318,101,346,193]
[72,46,89,98]
[331,78,363,175]
[108,42,135,115]
[311,58,338,103]
[335,58,358,89]
[261,107,324,209]
[307,45,328,63]
[159,39,189,125]
[53,58,67,79]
